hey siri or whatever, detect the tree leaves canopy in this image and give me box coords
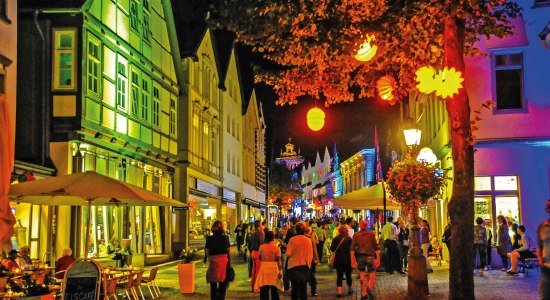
[211,0,520,106]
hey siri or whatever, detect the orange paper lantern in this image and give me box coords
[376,75,396,101]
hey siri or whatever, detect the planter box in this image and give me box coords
[178,262,196,294]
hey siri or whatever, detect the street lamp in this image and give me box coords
[403,126,422,149]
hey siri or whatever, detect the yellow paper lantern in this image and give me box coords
[307,107,325,131]
[434,67,464,99]
[376,75,396,101]
[354,35,378,62]
[415,66,438,94]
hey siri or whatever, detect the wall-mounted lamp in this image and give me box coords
[110,137,117,143]
[94,132,103,139]
[135,147,142,153]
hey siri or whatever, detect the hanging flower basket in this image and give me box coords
[386,155,444,208]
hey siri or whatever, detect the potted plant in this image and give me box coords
[178,248,198,294]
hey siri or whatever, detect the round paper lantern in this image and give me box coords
[434,67,464,99]
[415,66,438,94]
[376,75,396,101]
[307,107,325,131]
[354,35,378,62]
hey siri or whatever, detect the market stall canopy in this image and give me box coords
[8,171,186,207]
[334,183,401,210]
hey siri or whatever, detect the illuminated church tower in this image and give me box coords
[276,138,304,170]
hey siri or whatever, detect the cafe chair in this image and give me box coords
[116,271,136,299]
[103,277,119,300]
[141,267,160,299]
[130,269,146,300]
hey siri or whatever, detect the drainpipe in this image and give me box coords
[33,10,47,166]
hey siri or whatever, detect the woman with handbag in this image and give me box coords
[330,225,353,298]
[255,231,284,299]
[205,220,231,300]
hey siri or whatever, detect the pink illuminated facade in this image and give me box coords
[409,0,550,240]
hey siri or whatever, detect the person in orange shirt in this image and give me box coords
[351,220,380,300]
[286,222,313,300]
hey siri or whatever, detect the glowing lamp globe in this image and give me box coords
[416,147,438,165]
[307,107,325,131]
[354,35,378,62]
[376,75,396,101]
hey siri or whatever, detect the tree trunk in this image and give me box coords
[444,16,475,300]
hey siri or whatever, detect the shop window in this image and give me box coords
[53,29,77,90]
[141,78,150,122]
[493,51,524,110]
[87,36,101,96]
[475,175,521,234]
[130,69,140,116]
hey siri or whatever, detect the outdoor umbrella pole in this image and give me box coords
[85,198,93,260]
[382,181,387,225]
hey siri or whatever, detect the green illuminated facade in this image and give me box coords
[16,0,183,264]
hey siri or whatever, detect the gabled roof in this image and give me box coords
[171,0,209,59]
[212,29,235,90]
[237,45,256,115]
[19,0,87,9]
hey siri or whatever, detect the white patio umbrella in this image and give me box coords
[8,171,186,258]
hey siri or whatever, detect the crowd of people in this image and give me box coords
[201,202,550,300]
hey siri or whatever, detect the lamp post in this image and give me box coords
[401,125,429,298]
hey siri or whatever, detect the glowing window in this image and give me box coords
[53,29,77,90]
[494,176,518,191]
[87,36,101,96]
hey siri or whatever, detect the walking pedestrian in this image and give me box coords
[286,222,313,300]
[330,225,353,298]
[205,221,230,300]
[351,220,380,300]
[497,215,512,271]
[235,221,244,255]
[283,217,298,292]
[536,199,550,299]
[398,220,409,271]
[248,220,265,292]
[420,219,433,273]
[474,217,487,276]
[304,223,320,297]
[256,231,284,300]
[312,222,326,263]
[381,216,403,274]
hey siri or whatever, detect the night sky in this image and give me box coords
[257,83,403,172]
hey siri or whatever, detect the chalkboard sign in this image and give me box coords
[63,260,101,300]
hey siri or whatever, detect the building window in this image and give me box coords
[170,98,176,135]
[0,71,5,94]
[142,12,150,42]
[493,51,524,110]
[0,0,11,24]
[53,29,77,90]
[474,175,520,235]
[143,0,150,10]
[152,86,160,126]
[227,152,230,172]
[130,69,140,116]
[193,114,199,127]
[87,36,101,96]
[130,0,140,32]
[116,58,127,110]
[141,78,150,122]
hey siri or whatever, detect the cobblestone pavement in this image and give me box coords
[152,250,541,299]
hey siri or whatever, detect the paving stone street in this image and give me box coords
[150,249,542,300]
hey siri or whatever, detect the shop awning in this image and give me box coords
[334,183,400,210]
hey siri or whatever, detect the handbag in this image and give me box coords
[225,240,235,283]
[328,237,346,268]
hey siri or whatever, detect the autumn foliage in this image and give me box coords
[212,0,520,106]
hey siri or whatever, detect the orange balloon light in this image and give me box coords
[307,107,325,131]
[376,75,396,101]
[354,34,378,62]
